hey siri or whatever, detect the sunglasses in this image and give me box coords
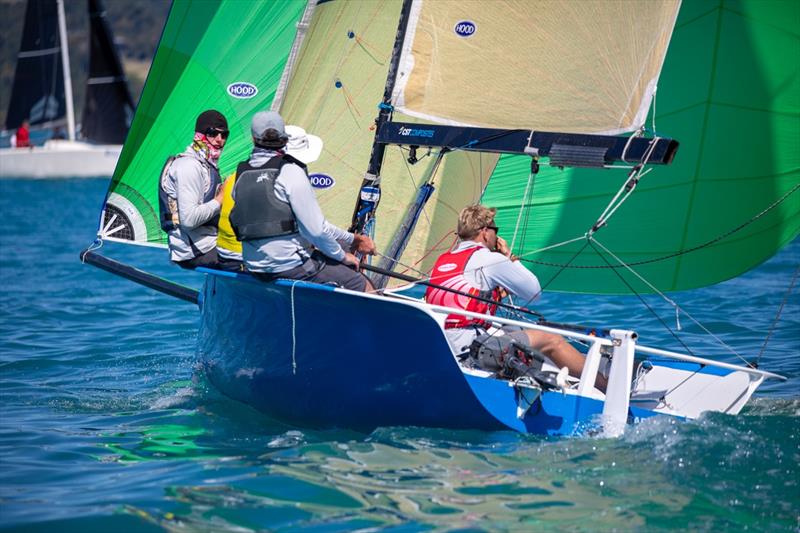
[484,225,500,233]
[204,127,229,139]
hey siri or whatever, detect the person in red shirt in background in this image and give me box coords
[14,119,31,148]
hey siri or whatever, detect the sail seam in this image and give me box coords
[518,181,800,270]
[672,1,724,289]
[18,47,60,58]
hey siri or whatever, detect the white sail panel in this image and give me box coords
[392,0,681,134]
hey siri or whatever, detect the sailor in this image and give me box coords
[217,125,330,272]
[425,204,607,391]
[12,119,30,148]
[229,111,376,291]
[159,109,227,270]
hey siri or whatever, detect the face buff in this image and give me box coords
[192,132,221,166]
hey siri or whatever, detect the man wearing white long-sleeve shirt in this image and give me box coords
[160,109,228,270]
[425,205,606,391]
[230,111,375,291]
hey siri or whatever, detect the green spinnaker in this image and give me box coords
[100,0,306,245]
[482,0,799,294]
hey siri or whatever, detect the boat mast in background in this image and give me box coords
[56,0,76,141]
[1,0,136,178]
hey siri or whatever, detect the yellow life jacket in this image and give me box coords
[216,173,241,254]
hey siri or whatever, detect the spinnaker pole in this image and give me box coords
[349,0,414,234]
[80,249,200,306]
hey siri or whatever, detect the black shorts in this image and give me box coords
[175,247,218,270]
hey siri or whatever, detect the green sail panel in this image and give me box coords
[98,0,306,246]
[482,0,800,294]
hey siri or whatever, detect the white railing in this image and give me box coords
[383,292,787,382]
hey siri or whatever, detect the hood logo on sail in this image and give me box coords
[454,21,476,37]
[227,82,258,99]
[309,173,335,189]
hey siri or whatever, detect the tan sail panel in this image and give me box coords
[392,0,680,134]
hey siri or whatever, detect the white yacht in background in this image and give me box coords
[0,0,133,178]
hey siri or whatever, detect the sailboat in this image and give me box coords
[82,0,798,436]
[0,0,134,178]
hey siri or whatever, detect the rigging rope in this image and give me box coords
[520,182,800,270]
[510,170,536,252]
[290,280,299,374]
[588,239,696,356]
[82,238,104,257]
[396,231,459,277]
[590,237,758,367]
[590,136,658,235]
[756,262,800,366]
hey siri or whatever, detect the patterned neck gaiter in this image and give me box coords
[191,132,221,166]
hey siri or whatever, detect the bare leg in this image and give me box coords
[524,330,607,392]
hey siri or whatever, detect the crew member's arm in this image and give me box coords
[174,159,221,229]
[485,253,542,303]
[281,165,347,261]
[324,223,376,255]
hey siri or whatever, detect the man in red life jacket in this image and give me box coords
[425,204,607,391]
[14,119,31,148]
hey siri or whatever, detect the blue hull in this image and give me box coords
[198,272,609,435]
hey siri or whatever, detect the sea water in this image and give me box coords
[0,178,797,531]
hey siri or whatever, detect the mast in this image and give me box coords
[349,0,415,234]
[56,0,76,141]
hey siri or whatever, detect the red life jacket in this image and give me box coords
[16,126,30,148]
[424,245,501,329]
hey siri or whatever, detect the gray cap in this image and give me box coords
[251,111,288,145]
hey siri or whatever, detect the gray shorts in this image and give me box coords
[254,251,369,292]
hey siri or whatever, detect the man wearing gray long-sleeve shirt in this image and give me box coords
[230,111,375,291]
[160,109,228,269]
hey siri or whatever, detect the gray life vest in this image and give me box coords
[158,154,221,232]
[229,154,306,241]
